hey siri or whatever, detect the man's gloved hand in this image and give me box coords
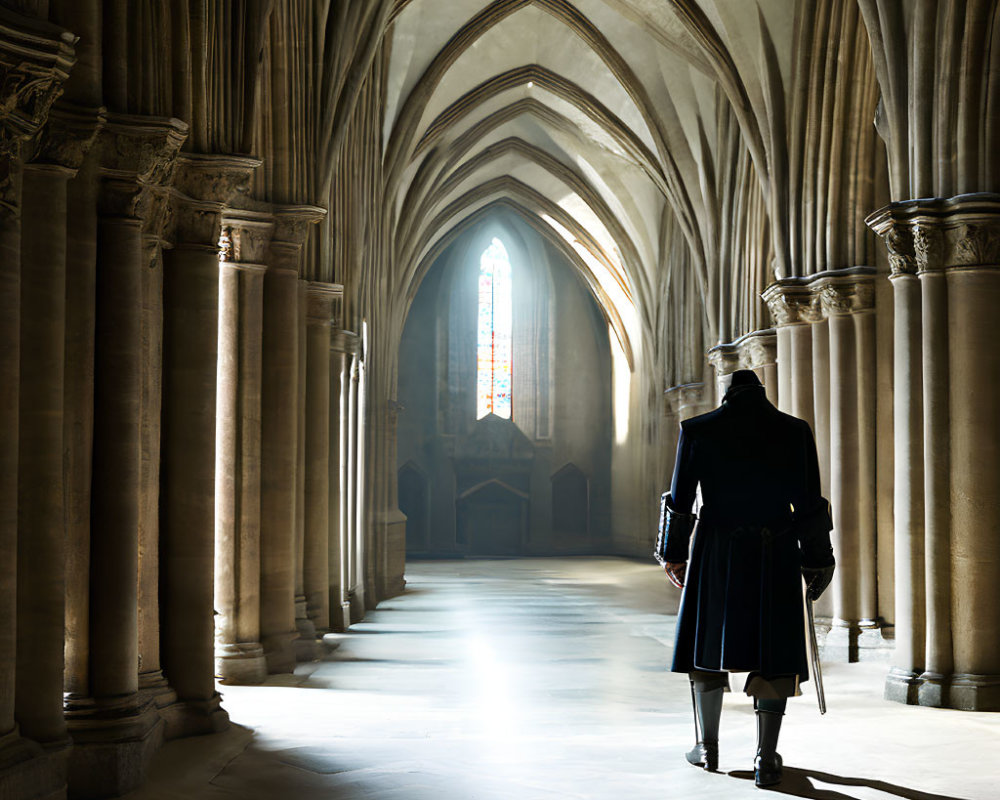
[665,561,687,589]
[801,564,835,601]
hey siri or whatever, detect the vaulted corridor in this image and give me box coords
[125,559,997,800]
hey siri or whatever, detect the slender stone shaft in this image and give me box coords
[90,208,143,702]
[920,271,952,681]
[214,238,268,684]
[137,235,167,696]
[260,264,302,672]
[329,335,350,631]
[828,312,860,628]
[347,346,365,619]
[304,284,340,631]
[161,240,223,704]
[15,164,71,745]
[947,267,1000,697]
[788,324,815,427]
[294,280,317,660]
[854,309,878,624]
[63,155,98,700]
[889,272,926,688]
[0,203,20,745]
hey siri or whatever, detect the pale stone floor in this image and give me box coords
[125,558,1000,800]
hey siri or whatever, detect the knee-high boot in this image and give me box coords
[685,683,723,771]
[754,709,784,787]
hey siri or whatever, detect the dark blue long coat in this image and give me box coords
[663,378,833,682]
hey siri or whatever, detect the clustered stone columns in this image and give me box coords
[868,194,1000,711]
[303,283,344,634]
[63,115,186,797]
[259,205,325,672]
[707,329,778,405]
[0,15,74,799]
[213,210,273,685]
[763,269,881,656]
[15,102,100,786]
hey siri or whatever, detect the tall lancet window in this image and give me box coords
[476,237,513,419]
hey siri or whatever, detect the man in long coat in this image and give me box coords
[655,369,835,787]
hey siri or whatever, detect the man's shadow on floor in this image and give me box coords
[727,767,970,800]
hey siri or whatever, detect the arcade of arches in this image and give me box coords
[0,0,998,797]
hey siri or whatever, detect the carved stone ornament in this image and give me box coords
[664,382,704,415]
[97,114,188,220]
[173,153,261,206]
[866,193,1000,274]
[222,209,274,264]
[272,204,327,247]
[761,283,820,325]
[269,204,327,274]
[707,344,740,376]
[306,281,343,323]
[0,10,76,210]
[738,329,777,370]
[29,101,105,171]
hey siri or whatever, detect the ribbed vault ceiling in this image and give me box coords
[383,0,803,368]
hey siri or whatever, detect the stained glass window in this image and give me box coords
[476,237,513,419]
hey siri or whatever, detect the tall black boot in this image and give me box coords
[754,709,784,787]
[685,685,722,771]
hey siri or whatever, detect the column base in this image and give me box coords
[157,693,229,740]
[0,729,66,800]
[331,600,352,632]
[64,695,164,799]
[262,630,299,674]
[820,618,890,662]
[138,669,178,709]
[215,642,268,685]
[348,586,365,622]
[886,668,1000,711]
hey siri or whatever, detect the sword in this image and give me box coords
[806,597,827,714]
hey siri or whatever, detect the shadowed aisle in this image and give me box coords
[124,559,997,800]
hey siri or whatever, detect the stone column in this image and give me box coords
[15,110,95,757]
[0,17,74,798]
[329,330,351,631]
[213,210,273,685]
[160,153,258,732]
[294,279,317,661]
[345,336,365,620]
[303,283,342,633]
[259,205,325,672]
[64,115,186,798]
[374,400,407,600]
[762,282,822,426]
[870,194,1000,711]
[819,272,880,660]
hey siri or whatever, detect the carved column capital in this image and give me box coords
[707,345,740,377]
[867,193,1000,276]
[0,9,76,210]
[708,329,776,377]
[269,204,326,274]
[764,268,876,321]
[97,114,188,223]
[220,208,273,268]
[167,153,260,248]
[28,101,104,173]
[761,283,822,326]
[305,281,343,326]
[664,382,704,416]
